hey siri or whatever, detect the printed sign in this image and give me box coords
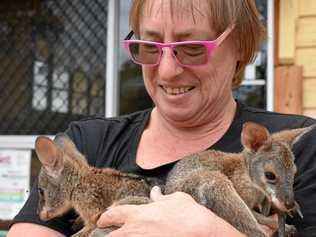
[0,149,31,220]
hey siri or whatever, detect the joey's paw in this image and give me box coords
[71,227,94,237]
[88,227,118,237]
[70,216,84,232]
[285,224,297,237]
[272,224,297,237]
[39,208,53,221]
[257,192,272,216]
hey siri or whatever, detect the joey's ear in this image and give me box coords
[35,136,64,175]
[54,133,75,150]
[54,133,86,162]
[272,124,316,147]
[241,122,271,152]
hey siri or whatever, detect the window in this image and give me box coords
[0,0,107,135]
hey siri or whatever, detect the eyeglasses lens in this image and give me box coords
[174,44,208,65]
[129,42,209,66]
[129,42,160,65]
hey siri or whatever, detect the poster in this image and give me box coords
[0,149,31,220]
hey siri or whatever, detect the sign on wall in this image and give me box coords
[0,149,31,220]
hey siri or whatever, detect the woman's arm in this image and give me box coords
[7,223,65,237]
[97,186,245,237]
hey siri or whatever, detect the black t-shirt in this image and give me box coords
[12,101,316,236]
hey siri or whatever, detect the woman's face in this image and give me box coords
[139,0,239,126]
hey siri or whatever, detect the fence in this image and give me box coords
[0,0,107,135]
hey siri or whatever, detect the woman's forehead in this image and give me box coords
[141,0,209,24]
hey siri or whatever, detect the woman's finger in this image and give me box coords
[97,205,135,228]
[150,186,164,201]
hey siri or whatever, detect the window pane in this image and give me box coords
[236,0,268,108]
[0,0,108,135]
[32,86,47,111]
[119,1,153,115]
[233,85,266,108]
[52,90,68,113]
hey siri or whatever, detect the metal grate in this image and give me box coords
[0,0,108,135]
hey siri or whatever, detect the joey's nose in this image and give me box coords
[158,48,183,80]
[285,200,295,210]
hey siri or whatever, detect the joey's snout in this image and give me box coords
[272,196,295,212]
[272,192,295,212]
[39,207,51,221]
[283,189,295,210]
[284,200,295,210]
[37,200,50,221]
[37,187,45,213]
[37,187,52,221]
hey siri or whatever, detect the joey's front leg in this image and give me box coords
[166,170,268,237]
[275,213,296,237]
[70,216,85,232]
[39,203,72,221]
[73,225,119,237]
[75,196,152,237]
[72,226,95,237]
[252,211,278,231]
[90,196,151,236]
[88,227,117,237]
[231,173,271,215]
[253,212,296,237]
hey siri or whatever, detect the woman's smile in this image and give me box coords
[160,85,195,96]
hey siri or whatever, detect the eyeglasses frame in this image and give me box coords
[123,25,234,67]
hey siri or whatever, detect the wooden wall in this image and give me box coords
[277,0,316,117]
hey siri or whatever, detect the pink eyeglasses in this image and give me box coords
[123,26,234,67]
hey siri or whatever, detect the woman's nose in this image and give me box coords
[158,48,183,80]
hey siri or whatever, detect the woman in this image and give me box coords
[8,0,316,236]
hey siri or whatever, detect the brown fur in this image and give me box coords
[165,122,313,237]
[36,123,313,237]
[35,134,154,237]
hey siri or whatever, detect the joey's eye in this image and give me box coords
[264,171,277,183]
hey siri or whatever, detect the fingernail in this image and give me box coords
[150,186,163,200]
[152,186,161,193]
[96,212,109,227]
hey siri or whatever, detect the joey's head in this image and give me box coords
[35,136,69,221]
[241,122,312,213]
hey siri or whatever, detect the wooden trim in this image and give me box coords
[297,17,316,48]
[278,0,298,64]
[303,78,316,108]
[274,0,280,66]
[296,48,316,78]
[299,0,316,17]
[274,66,303,114]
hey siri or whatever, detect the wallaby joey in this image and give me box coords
[165,122,313,237]
[35,134,154,237]
[35,122,313,237]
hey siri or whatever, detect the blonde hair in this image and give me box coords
[129,0,266,88]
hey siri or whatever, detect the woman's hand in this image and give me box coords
[97,186,245,237]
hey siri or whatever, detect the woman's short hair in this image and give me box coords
[129,0,266,88]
